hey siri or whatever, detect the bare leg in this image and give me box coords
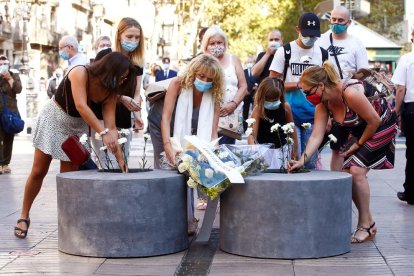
[15,149,52,237]
[60,160,79,173]
[330,150,344,171]
[345,166,376,242]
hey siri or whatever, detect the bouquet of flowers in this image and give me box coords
[177,136,271,200]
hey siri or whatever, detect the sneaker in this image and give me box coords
[187,218,199,235]
[2,165,10,174]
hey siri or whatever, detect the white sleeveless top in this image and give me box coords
[222,55,242,110]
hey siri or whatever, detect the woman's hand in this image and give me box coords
[340,142,361,159]
[133,113,144,132]
[287,159,304,173]
[220,102,237,117]
[165,145,181,166]
[102,129,118,153]
[120,95,141,112]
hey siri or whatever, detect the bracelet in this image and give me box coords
[230,100,238,107]
[356,140,363,147]
[99,128,109,136]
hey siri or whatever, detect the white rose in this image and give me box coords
[100,145,107,151]
[118,129,130,136]
[286,137,294,145]
[245,118,256,126]
[187,178,198,188]
[328,134,338,143]
[143,133,151,140]
[79,134,88,144]
[118,137,128,144]
[270,123,281,133]
[245,127,253,136]
[178,162,188,173]
[218,151,229,159]
[205,168,214,178]
[301,123,311,130]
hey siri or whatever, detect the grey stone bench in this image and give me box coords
[56,169,188,258]
[219,170,352,259]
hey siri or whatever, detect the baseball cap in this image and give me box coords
[298,12,321,37]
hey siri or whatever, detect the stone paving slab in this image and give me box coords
[0,134,413,275]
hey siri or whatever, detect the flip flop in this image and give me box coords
[14,218,30,239]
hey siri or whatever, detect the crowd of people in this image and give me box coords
[10,5,413,245]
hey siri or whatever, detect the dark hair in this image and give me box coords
[255,77,285,120]
[162,57,170,63]
[88,52,132,95]
[94,48,112,62]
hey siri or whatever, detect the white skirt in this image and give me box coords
[32,99,88,161]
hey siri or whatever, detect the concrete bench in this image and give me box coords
[56,169,188,258]
[219,170,352,259]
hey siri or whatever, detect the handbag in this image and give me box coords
[218,109,244,140]
[1,91,24,134]
[144,78,172,104]
[61,135,90,166]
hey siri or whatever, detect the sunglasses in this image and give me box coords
[303,85,318,95]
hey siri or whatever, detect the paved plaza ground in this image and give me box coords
[0,132,413,276]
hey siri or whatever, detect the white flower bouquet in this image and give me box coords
[178,136,271,200]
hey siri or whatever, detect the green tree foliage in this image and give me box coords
[203,0,320,61]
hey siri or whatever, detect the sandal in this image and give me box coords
[351,221,377,243]
[14,218,30,239]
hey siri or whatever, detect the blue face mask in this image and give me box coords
[194,78,213,92]
[330,23,348,35]
[121,40,139,52]
[300,34,318,47]
[59,50,69,60]
[264,100,281,110]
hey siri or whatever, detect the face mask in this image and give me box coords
[55,72,62,78]
[246,63,253,69]
[121,40,139,52]
[300,34,318,47]
[264,100,281,110]
[194,78,213,92]
[98,46,109,52]
[162,63,170,70]
[269,41,281,49]
[207,45,225,57]
[0,64,9,73]
[306,92,322,106]
[330,23,348,35]
[59,50,69,60]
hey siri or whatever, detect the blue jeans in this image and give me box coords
[219,134,236,145]
[295,124,317,169]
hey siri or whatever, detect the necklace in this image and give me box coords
[267,117,274,123]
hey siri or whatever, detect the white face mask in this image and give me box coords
[269,41,281,49]
[162,63,170,71]
[0,64,9,73]
[207,45,225,57]
[246,63,253,69]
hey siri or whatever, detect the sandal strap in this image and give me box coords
[355,221,376,237]
[17,218,30,227]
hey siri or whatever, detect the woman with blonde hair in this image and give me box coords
[158,53,224,234]
[114,17,145,131]
[289,61,396,243]
[201,25,247,145]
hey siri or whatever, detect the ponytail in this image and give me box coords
[322,61,341,85]
[301,61,340,88]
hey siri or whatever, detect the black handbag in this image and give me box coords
[1,91,24,134]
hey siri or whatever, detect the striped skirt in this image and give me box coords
[343,100,397,170]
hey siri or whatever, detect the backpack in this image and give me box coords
[283,43,328,81]
[352,68,395,102]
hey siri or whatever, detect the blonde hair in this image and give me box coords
[200,25,229,54]
[301,61,341,88]
[180,54,224,103]
[114,17,145,67]
[254,77,285,120]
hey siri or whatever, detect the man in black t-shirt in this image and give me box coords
[252,29,283,84]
